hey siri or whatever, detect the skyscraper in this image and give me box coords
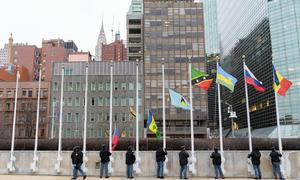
[127,0,143,61]
[95,20,107,61]
[143,0,208,137]
[268,0,300,125]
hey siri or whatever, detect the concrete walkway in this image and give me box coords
[0,175,294,180]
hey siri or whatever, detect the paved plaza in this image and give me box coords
[0,175,297,180]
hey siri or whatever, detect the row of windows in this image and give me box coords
[53,97,142,107]
[63,112,136,122]
[0,89,48,98]
[53,82,142,92]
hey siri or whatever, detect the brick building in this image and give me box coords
[68,52,92,63]
[102,31,127,61]
[0,81,51,139]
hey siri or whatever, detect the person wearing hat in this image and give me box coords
[210,148,224,179]
[71,146,86,180]
[179,145,189,179]
[99,144,111,178]
[269,147,284,180]
[248,147,262,179]
[126,145,136,179]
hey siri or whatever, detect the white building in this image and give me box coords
[95,20,107,61]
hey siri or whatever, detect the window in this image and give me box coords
[113,97,119,106]
[22,90,27,97]
[121,97,126,106]
[122,113,126,121]
[98,97,103,106]
[121,83,126,90]
[7,90,12,97]
[64,69,72,75]
[114,114,118,121]
[67,113,72,122]
[106,97,110,106]
[21,103,26,111]
[68,97,72,106]
[129,83,134,90]
[75,113,80,122]
[138,82,142,90]
[68,82,73,91]
[0,90,3,97]
[90,113,95,121]
[53,82,58,91]
[91,97,95,106]
[28,90,32,97]
[66,128,71,137]
[128,97,134,106]
[75,82,80,91]
[91,82,96,91]
[6,103,10,111]
[75,97,80,106]
[98,112,103,121]
[98,82,104,91]
[106,82,110,91]
[106,113,110,121]
[114,82,118,90]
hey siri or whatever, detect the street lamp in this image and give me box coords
[224,102,237,137]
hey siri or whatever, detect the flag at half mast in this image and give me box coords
[273,65,292,96]
[147,111,161,138]
[168,89,191,110]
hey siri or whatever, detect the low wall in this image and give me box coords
[0,151,299,178]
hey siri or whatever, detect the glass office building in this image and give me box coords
[218,0,276,130]
[268,0,300,124]
[143,0,208,137]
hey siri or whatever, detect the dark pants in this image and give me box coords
[272,162,284,179]
[72,163,86,179]
[127,164,133,178]
[214,164,224,178]
[180,164,188,179]
[100,162,109,177]
[157,161,164,177]
[253,164,262,178]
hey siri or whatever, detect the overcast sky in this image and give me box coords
[0,0,131,54]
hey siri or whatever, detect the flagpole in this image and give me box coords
[216,58,223,155]
[188,57,196,175]
[162,58,166,150]
[7,67,20,172]
[135,59,141,174]
[109,60,114,173]
[242,55,253,152]
[274,82,283,154]
[162,58,168,175]
[55,64,64,173]
[31,62,43,172]
[216,57,226,174]
[83,63,89,172]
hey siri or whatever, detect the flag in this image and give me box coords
[191,67,213,90]
[168,89,191,110]
[147,111,161,138]
[216,65,238,92]
[121,128,126,137]
[244,64,266,92]
[130,107,136,118]
[273,65,292,96]
[112,128,120,151]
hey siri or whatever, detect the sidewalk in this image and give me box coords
[0,175,259,180]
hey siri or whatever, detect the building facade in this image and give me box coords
[68,52,92,62]
[41,39,69,81]
[0,81,50,139]
[95,20,107,61]
[64,40,78,53]
[127,0,143,61]
[0,44,8,65]
[102,32,127,61]
[51,61,143,138]
[143,0,208,137]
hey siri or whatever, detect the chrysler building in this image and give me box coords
[95,20,107,61]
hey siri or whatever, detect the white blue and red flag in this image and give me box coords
[244,64,266,92]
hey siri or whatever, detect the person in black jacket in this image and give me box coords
[126,146,136,179]
[99,144,111,178]
[156,147,167,179]
[210,148,224,179]
[71,146,86,180]
[248,147,262,179]
[179,145,189,179]
[269,147,284,180]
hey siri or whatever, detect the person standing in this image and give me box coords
[71,146,87,180]
[126,146,136,179]
[156,147,167,179]
[248,147,262,179]
[210,148,224,179]
[270,147,284,180]
[179,145,189,179]
[99,144,111,178]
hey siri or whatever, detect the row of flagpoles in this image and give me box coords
[6,56,292,176]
